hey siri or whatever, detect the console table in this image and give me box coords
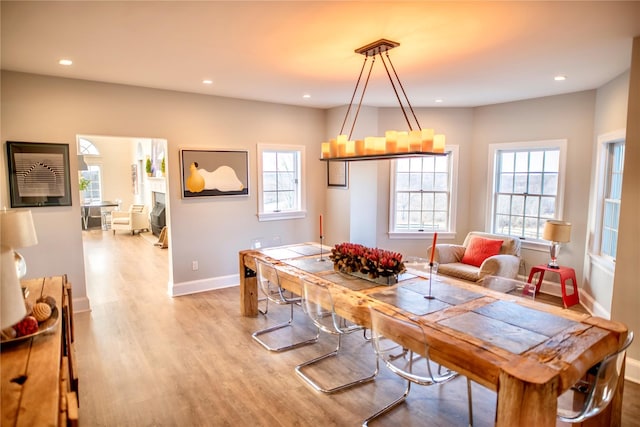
[239,243,628,427]
[1,275,78,426]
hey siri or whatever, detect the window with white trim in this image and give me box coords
[600,140,625,260]
[389,146,458,237]
[257,144,306,221]
[488,140,566,241]
[80,165,102,203]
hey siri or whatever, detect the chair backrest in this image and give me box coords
[130,204,146,214]
[255,259,285,304]
[369,306,446,384]
[463,231,521,257]
[482,275,535,300]
[300,278,342,334]
[557,331,634,423]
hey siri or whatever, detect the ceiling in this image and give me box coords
[2,1,640,109]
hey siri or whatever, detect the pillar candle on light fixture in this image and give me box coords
[542,220,571,269]
[433,134,446,153]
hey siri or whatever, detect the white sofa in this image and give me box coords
[427,231,521,283]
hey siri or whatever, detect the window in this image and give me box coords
[600,139,625,260]
[389,146,458,238]
[78,137,99,155]
[257,144,306,221]
[489,140,566,241]
[80,165,102,203]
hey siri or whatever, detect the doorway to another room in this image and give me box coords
[77,134,170,301]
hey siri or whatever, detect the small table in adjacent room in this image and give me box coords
[527,264,580,308]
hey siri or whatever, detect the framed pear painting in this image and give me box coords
[180,149,249,198]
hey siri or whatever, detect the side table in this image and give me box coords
[527,264,580,308]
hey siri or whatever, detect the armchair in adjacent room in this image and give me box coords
[111,205,150,235]
[428,231,521,283]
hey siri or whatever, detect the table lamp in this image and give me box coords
[542,220,571,269]
[1,209,39,279]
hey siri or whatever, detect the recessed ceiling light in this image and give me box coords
[302,94,311,99]
[554,75,567,81]
[434,98,444,103]
[202,79,213,85]
[58,59,73,66]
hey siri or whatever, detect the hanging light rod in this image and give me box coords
[320,39,447,161]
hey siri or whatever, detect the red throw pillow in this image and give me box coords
[460,237,504,267]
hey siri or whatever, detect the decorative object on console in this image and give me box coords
[1,247,26,329]
[320,39,447,162]
[330,242,405,282]
[542,220,571,269]
[0,209,38,279]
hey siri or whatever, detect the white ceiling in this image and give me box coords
[2,1,640,108]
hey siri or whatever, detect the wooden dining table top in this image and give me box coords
[238,242,629,426]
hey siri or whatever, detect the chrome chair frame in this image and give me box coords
[557,331,634,423]
[295,278,378,394]
[251,259,318,352]
[363,305,473,426]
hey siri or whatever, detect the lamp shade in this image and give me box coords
[543,220,571,243]
[0,210,38,249]
[1,247,27,328]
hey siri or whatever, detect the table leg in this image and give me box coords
[496,370,557,426]
[239,252,258,317]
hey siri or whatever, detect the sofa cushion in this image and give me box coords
[461,236,504,267]
[438,262,481,282]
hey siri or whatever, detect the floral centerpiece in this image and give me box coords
[330,242,406,279]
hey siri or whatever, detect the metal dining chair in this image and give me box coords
[364,305,473,426]
[251,259,318,352]
[295,277,378,393]
[557,331,634,423]
[482,275,536,300]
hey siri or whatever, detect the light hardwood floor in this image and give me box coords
[77,230,639,426]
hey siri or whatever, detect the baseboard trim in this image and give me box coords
[170,274,239,297]
[72,296,91,313]
[626,356,640,384]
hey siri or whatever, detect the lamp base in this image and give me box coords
[547,263,560,269]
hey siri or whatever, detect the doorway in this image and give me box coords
[77,134,170,300]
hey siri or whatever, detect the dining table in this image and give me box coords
[80,200,120,230]
[238,242,629,427]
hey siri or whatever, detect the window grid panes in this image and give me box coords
[493,148,560,239]
[80,165,102,203]
[393,156,451,232]
[601,142,624,259]
[261,150,300,213]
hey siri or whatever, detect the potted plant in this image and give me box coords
[161,157,166,176]
[145,157,152,176]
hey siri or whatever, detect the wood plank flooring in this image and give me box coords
[77,230,640,426]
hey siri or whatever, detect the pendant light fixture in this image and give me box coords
[320,39,446,161]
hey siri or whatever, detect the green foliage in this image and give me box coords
[161,157,166,174]
[146,157,152,174]
[79,177,90,191]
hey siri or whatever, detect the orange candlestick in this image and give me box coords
[319,214,323,237]
[429,232,438,264]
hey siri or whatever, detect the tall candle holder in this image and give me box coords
[318,235,326,262]
[424,261,436,300]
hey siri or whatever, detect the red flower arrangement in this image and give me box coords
[330,242,406,278]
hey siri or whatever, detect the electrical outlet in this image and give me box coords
[192,261,198,271]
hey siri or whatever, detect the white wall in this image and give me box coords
[1,71,327,307]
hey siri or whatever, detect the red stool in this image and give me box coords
[528,264,580,308]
